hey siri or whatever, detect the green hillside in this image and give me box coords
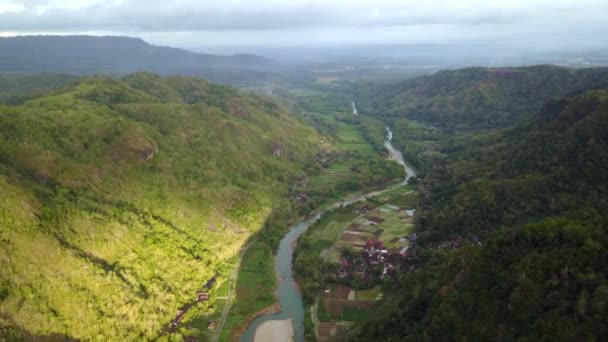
[357,65,608,130]
[0,73,78,104]
[0,73,324,340]
[352,89,608,340]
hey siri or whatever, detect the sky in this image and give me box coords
[0,0,607,49]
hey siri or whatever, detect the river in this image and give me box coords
[240,126,414,342]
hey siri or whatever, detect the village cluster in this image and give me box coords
[170,276,217,331]
[335,232,418,286]
[321,201,420,287]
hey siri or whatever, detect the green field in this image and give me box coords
[304,210,359,256]
[220,240,276,341]
[355,286,383,301]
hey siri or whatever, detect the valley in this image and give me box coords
[0,39,607,342]
[2,0,608,339]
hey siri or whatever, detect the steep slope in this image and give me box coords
[0,73,322,340]
[0,36,279,86]
[353,89,608,340]
[357,65,608,130]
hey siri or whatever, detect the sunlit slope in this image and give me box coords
[0,73,321,340]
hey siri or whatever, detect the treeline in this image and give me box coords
[355,65,608,131]
[351,88,608,340]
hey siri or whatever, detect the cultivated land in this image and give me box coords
[294,184,419,340]
[216,85,402,340]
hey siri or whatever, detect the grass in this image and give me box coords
[355,286,383,301]
[374,206,415,244]
[341,307,370,321]
[317,297,331,322]
[306,211,359,256]
[390,191,418,208]
[220,240,276,341]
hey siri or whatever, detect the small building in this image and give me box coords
[197,291,209,302]
[406,209,416,217]
[409,233,417,243]
[208,320,217,330]
[367,217,384,224]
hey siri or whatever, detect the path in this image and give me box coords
[213,241,254,342]
[311,294,321,341]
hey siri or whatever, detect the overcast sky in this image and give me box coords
[0,0,607,48]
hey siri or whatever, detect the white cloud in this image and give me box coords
[0,2,24,13]
[0,0,607,45]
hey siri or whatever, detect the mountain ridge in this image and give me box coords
[0,35,278,86]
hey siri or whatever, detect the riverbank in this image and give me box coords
[238,125,416,342]
[217,240,277,341]
[232,302,281,341]
[254,319,294,342]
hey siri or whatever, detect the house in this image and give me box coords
[197,291,209,302]
[450,238,461,249]
[367,217,384,224]
[355,204,371,214]
[409,233,417,243]
[364,240,375,253]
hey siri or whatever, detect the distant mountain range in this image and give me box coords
[0,35,281,86]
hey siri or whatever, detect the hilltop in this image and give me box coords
[0,36,278,86]
[357,65,608,130]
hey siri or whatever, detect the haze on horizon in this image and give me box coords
[0,0,607,51]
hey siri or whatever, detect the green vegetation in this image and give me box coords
[283,84,404,210]
[357,65,608,130]
[0,73,77,104]
[351,87,608,340]
[216,83,405,340]
[219,241,276,341]
[294,206,358,303]
[293,181,418,341]
[0,72,325,341]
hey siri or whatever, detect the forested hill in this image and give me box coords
[0,36,278,86]
[354,89,608,340]
[0,73,322,340]
[0,73,78,103]
[357,65,608,130]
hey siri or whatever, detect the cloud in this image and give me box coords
[0,0,607,32]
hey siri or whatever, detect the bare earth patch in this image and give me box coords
[254,319,294,342]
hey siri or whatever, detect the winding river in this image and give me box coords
[240,126,415,342]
